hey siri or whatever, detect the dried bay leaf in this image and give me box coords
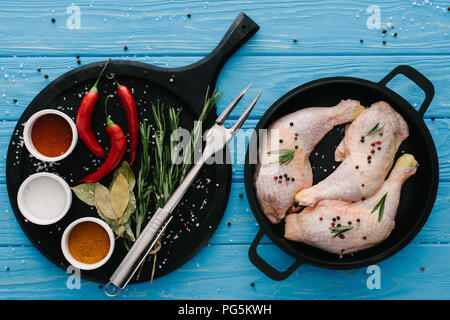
[111,161,135,190]
[119,189,136,225]
[94,183,117,220]
[110,172,129,218]
[71,183,96,206]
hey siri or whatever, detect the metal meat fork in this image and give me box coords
[105,84,262,296]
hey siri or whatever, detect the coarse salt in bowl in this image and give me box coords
[23,109,78,162]
[17,172,72,225]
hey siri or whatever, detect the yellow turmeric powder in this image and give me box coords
[68,221,110,264]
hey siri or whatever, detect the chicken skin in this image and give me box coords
[285,154,418,255]
[253,100,365,223]
[295,101,409,207]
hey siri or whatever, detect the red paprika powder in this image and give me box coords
[31,114,73,157]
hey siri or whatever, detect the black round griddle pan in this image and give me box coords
[245,65,438,280]
[6,13,259,283]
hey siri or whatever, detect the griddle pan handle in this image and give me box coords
[378,65,434,117]
[175,13,259,115]
[249,229,303,281]
[200,12,259,80]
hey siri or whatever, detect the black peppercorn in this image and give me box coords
[13,99,17,103]
[279,139,283,143]
[290,122,294,126]
[357,218,360,222]
[51,18,55,23]
[187,13,191,18]
[44,74,48,79]
[239,193,243,198]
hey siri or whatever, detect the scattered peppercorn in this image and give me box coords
[420,267,425,272]
[227,222,231,226]
[98,285,103,289]
[361,197,366,201]
[371,142,376,147]
[377,147,381,150]
[77,60,81,65]
[279,175,282,179]
[337,223,341,227]
[361,184,365,187]
[382,29,387,34]
[355,165,359,169]
[251,282,255,287]
[76,55,80,59]
[278,180,282,184]
[394,33,398,37]
[319,217,323,221]
[339,234,345,239]
[332,218,336,222]
[279,139,283,143]
[36,67,41,72]
[187,13,191,18]
[371,149,375,154]
[274,176,278,180]
[44,74,48,79]
[291,178,295,182]
[295,145,298,149]
[431,116,435,121]
[357,218,360,222]
[382,40,386,45]
[284,173,287,177]
[124,45,128,50]
[348,221,352,225]
[360,39,364,43]
[286,177,290,181]
[5,266,9,270]
[290,122,294,126]
[336,216,340,220]
[295,133,299,136]
[293,37,297,43]
[239,193,243,198]
[13,99,17,103]
[363,236,367,240]
[293,201,299,207]
[51,18,55,23]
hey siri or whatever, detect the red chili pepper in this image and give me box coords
[81,95,126,183]
[108,73,139,165]
[76,58,111,158]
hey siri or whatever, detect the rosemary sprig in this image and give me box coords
[135,121,153,238]
[330,225,354,238]
[363,122,385,137]
[180,87,222,180]
[371,193,388,222]
[267,149,296,165]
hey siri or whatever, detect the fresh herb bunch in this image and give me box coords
[133,87,221,278]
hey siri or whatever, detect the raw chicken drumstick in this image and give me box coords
[285,154,418,255]
[253,99,365,224]
[295,101,409,207]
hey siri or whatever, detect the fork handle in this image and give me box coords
[107,159,206,292]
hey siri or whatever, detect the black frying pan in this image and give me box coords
[6,13,259,283]
[245,65,438,280]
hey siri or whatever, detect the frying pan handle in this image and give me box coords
[248,229,303,281]
[378,65,434,117]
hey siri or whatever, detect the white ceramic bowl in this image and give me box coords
[23,109,78,162]
[61,217,115,270]
[17,172,72,225]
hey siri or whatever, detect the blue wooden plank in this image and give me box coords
[0,0,448,56]
[0,55,449,121]
[0,243,448,299]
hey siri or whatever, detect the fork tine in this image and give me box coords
[231,90,262,134]
[216,83,252,125]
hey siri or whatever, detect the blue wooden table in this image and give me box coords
[0,0,449,300]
